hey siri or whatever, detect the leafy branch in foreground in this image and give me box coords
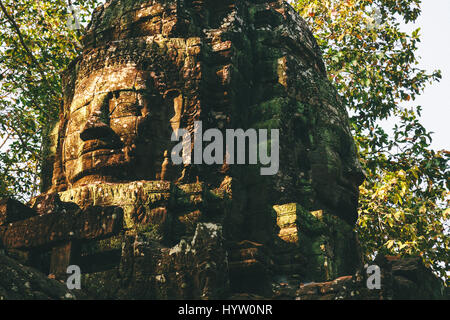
[0,0,99,200]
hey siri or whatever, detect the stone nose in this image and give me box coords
[80,99,114,141]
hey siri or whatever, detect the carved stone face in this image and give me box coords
[62,64,169,186]
[42,0,365,226]
[310,123,365,222]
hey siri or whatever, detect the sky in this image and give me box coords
[397,0,450,151]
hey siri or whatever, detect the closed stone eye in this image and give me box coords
[109,91,144,117]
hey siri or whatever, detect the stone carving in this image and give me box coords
[44,0,365,224]
[1,0,398,300]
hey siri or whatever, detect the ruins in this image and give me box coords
[0,0,444,300]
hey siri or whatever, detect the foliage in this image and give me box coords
[0,0,99,200]
[292,0,449,282]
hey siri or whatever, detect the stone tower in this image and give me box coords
[3,0,366,299]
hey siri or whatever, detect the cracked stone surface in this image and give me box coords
[1,0,444,300]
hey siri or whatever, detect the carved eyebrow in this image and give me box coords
[96,88,148,97]
[69,96,92,114]
[108,90,148,115]
[69,92,108,114]
[70,89,146,113]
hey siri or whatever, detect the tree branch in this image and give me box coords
[0,0,57,102]
[0,132,11,149]
[6,125,41,162]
